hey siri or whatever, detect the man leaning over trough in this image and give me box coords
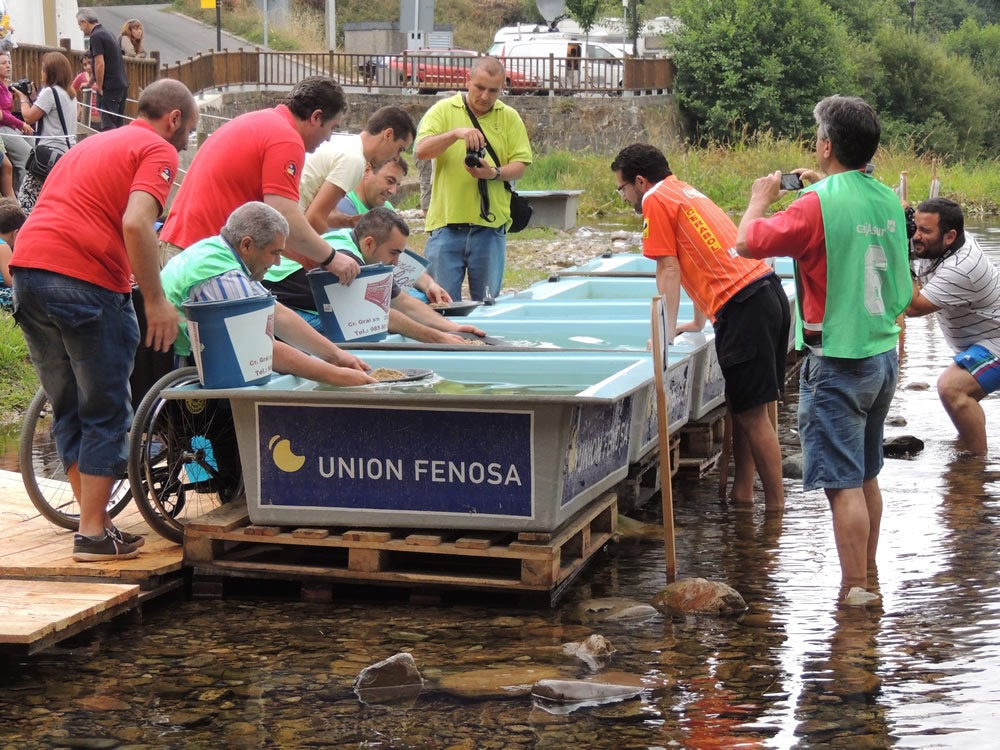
[611,143,790,513]
[263,206,486,345]
[300,105,416,232]
[735,95,912,593]
[906,197,1000,456]
[415,56,532,301]
[160,201,376,387]
[158,76,360,286]
[11,79,198,562]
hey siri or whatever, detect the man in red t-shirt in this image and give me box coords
[611,143,790,511]
[11,79,199,562]
[159,76,359,285]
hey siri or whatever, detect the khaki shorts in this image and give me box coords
[158,239,184,268]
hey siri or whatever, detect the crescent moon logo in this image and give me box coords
[268,434,306,473]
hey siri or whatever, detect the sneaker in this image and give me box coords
[108,526,145,549]
[72,531,141,562]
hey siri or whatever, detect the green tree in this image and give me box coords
[942,19,1000,79]
[671,0,852,143]
[565,0,606,36]
[857,25,994,159]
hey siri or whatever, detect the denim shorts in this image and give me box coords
[797,349,898,492]
[424,224,505,302]
[954,344,1000,396]
[13,269,140,477]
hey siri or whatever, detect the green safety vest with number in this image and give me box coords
[798,171,911,358]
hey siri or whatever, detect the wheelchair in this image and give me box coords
[19,289,245,544]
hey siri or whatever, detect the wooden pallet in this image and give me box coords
[679,405,727,458]
[676,449,723,478]
[616,436,680,512]
[183,492,618,606]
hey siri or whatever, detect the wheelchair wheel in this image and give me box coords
[128,367,244,544]
[18,386,132,529]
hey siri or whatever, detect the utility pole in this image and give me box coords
[326,0,337,51]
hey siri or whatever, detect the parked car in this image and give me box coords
[360,49,540,94]
[488,37,624,93]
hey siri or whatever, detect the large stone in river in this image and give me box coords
[652,578,747,616]
[571,597,660,623]
[438,665,566,699]
[353,652,423,705]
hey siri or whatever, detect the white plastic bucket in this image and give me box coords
[308,264,393,342]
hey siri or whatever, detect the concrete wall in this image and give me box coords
[199,91,683,154]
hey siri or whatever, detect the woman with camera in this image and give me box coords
[11,51,77,212]
[0,50,32,192]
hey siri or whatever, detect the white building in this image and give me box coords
[8,0,84,49]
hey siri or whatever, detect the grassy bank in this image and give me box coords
[0,313,38,434]
[520,138,1000,221]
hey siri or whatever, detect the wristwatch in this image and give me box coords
[492,166,502,181]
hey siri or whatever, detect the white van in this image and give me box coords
[487,36,624,93]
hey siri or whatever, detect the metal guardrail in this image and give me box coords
[11,44,673,100]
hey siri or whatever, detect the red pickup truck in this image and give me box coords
[364,49,541,94]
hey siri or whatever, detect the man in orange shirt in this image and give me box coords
[611,143,789,510]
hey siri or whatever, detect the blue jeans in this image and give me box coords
[13,269,139,477]
[798,349,898,492]
[424,224,506,301]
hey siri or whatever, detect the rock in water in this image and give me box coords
[652,578,747,616]
[438,666,565,699]
[883,435,924,457]
[562,634,616,668]
[353,652,423,705]
[531,678,643,713]
[843,587,881,606]
[572,597,660,623]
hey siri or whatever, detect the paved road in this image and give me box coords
[89,4,253,67]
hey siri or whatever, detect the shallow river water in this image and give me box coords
[1,230,999,749]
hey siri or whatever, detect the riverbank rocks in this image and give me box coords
[353,652,423,705]
[572,597,660,623]
[562,634,616,668]
[782,452,804,479]
[438,666,566,699]
[653,578,747,616]
[883,435,924,457]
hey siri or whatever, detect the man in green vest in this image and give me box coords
[160,201,377,387]
[263,206,486,344]
[735,95,912,595]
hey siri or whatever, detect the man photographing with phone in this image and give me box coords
[610,143,790,513]
[735,95,911,595]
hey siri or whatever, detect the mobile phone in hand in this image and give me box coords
[780,173,804,191]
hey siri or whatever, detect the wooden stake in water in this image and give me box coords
[650,296,676,582]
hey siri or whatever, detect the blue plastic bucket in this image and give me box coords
[182,295,276,388]
[307,264,393,343]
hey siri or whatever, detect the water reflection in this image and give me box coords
[0,230,998,748]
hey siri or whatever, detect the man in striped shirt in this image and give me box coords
[161,202,377,387]
[907,197,1000,456]
[611,143,790,511]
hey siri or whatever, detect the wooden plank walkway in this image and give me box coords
[0,469,184,653]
